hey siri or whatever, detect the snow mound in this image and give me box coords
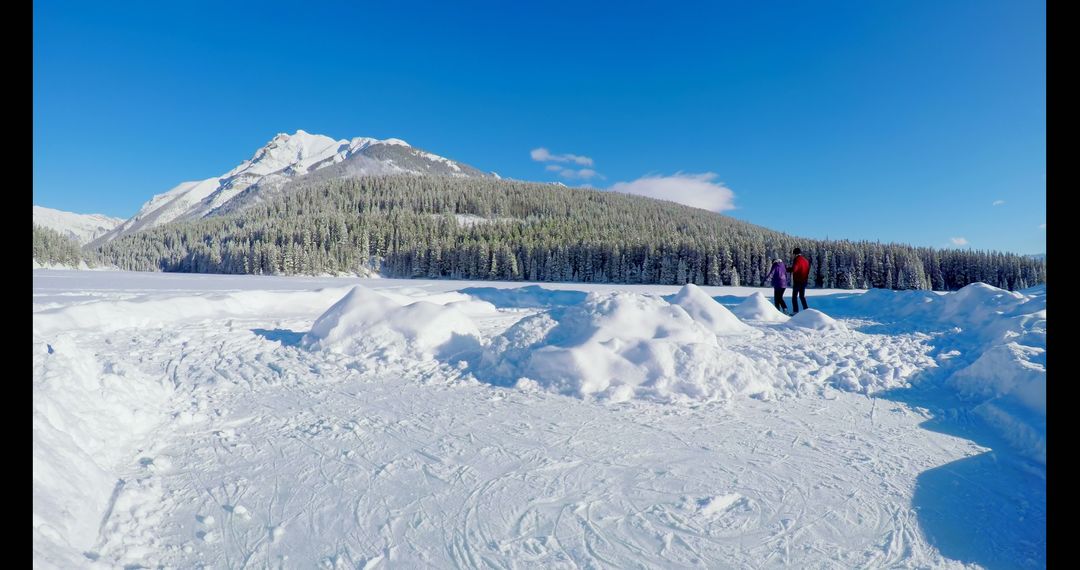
[938,283,1026,329]
[732,292,789,322]
[785,309,847,332]
[946,285,1045,436]
[302,286,481,360]
[671,284,754,335]
[478,292,770,403]
[476,291,921,402]
[950,342,1046,414]
[848,283,1046,463]
[850,283,1027,332]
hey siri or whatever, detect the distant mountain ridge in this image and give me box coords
[90,130,493,246]
[32,206,124,245]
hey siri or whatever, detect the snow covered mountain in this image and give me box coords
[32,206,124,245]
[91,130,493,245]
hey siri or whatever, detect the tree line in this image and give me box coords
[93,175,1046,291]
[33,225,90,267]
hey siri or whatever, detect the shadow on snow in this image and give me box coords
[876,361,1045,569]
[715,288,1045,568]
[251,328,305,347]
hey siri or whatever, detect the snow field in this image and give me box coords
[32,271,1046,567]
[44,320,977,568]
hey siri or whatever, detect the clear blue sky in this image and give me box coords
[33,0,1045,254]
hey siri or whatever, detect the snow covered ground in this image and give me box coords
[33,270,1046,568]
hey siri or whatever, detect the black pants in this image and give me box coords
[773,287,788,311]
[791,282,808,313]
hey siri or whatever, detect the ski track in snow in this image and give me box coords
[32,271,1043,569]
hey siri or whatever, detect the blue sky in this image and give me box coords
[33,1,1045,254]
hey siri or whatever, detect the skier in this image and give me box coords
[764,258,789,314]
[787,247,810,314]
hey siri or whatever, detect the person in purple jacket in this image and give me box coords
[765,258,790,314]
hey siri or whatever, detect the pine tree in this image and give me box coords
[726,266,740,287]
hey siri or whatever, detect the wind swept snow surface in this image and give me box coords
[32,271,1046,568]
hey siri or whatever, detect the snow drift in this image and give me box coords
[850,283,1046,462]
[732,292,789,322]
[670,284,754,335]
[785,309,848,332]
[479,290,770,403]
[476,286,929,403]
[302,286,482,361]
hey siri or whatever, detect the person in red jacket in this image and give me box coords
[787,247,811,314]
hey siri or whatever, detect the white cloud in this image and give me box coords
[545,164,562,172]
[950,237,969,246]
[530,148,553,161]
[530,147,594,166]
[558,168,600,180]
[609,172,736,212]
[992,200,1005,206]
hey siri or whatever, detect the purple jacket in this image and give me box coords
[766,262,788,288]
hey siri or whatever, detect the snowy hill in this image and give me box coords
[91,130,492,245]
[32,205,123,245]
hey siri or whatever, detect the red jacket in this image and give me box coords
[789,255,810,284]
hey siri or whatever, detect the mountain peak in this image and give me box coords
[268,129,324,145]
[91,129,492,245]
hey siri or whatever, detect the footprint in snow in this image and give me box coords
[225,504,251,520]
[197,530,218,543]
[682,493,745,517]
[269,525,285,542]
